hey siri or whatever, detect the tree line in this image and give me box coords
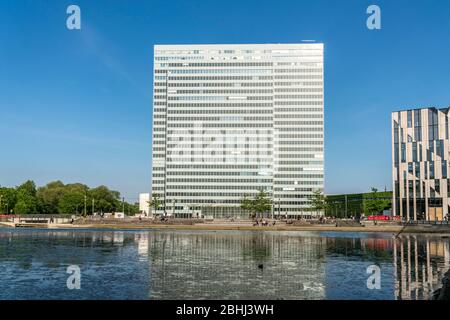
[238,188,391,219]
[0,180,139,215]
[321,188,392,218]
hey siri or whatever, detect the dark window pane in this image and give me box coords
[401,143,406,162]
[408,162,413,174]
[415,127,422,141]
[444,161,448,179]
[394,143,399,165]
[414,110,421,127]
[415,162,420,178]
[430,161,435,179]
[412,142,417,162]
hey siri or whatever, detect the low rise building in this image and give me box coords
[139,193,150,216]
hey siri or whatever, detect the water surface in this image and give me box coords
[0,228,448,300]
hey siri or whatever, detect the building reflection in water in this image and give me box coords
[147,231,327,299]
[135,232,149,261]
[394,235,450,300]
[0,229,449,300]
[146,232,450,300]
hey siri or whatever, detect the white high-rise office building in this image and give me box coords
[151,43,324,218]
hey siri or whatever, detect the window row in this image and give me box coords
[167,82,274,87]
[166,129,274,134]
[167,103,272,107]
[277,160,323,165]
[274,75,322,80]
[274,88,323,92]
[275,101,323,105]
[166,164,272,169]
[274,114,323,119]
[274,81,323,86]
[274,174,323,178]
[167,96,274,101]
[274,95,323,99]
[167,76,273,81]
[162,192,317,198]
[166,150,273,156]
[167,123,273,128]
[275,121,323,125]
[166,185,272,190]
[166,109,273,114]
[273,68,322,73]
[165,171,267,176]
[168,89,274,94]
[277,127,323,131]
[167,62,274,67]
[166,116,273,121]
[166,178,273,183]
[280,141,323,145]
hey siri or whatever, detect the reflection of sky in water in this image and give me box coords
[0,228,448,300]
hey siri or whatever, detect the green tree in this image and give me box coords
[240,196,254,218]
[310,189,327,215]
[14,180,38,214]
[123,202,140,216]
[1,180,137,217]
[88,185,121,214]
[56,183,89,215]
[240,190,273,219]
[364,187,391,215]
[58,192,85,215]
[36,181,65,214]
[95,199,114,214]
[147,194,162,216]
[0,187,17,214]
[253,190,273,218]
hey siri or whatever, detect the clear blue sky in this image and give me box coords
[1,0,450,201]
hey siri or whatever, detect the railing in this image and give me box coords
[0,214,74,223]
[78,217,205,225]
[1,214,73,218]
[403,220,450,226]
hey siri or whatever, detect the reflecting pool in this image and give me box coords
[0,228,448,300]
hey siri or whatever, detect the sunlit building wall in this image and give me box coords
[151,43,324,217]
[139,193,150,216]
[392,107,450,221]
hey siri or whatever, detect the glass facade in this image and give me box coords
[151,44,324,217]
[392,107,450,221]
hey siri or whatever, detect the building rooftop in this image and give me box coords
[391,106,450,113]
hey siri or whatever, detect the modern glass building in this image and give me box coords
[151,44,324,218]
[392,107,450,221]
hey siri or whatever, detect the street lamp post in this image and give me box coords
[149,202,152,218]
[345,195,348,219]
[277,198,280,219]
[84,194,87,217]
[271,201,274,220]
[172,199,175,218]
[163,194,167,217]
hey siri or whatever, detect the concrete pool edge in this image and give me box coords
[2,221,450,234]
